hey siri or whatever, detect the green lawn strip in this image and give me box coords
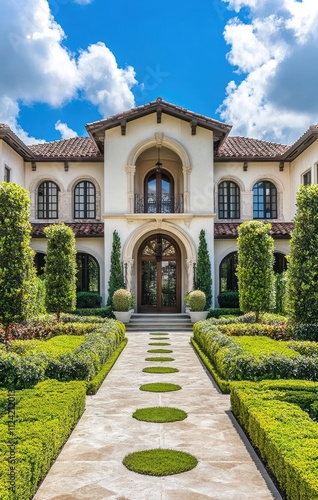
[140,382,181,392]
[148,342,171,346]
[147,349,173,353]
[11,335,84,357]
[142,367,179,374]
[232,336,299,359]
[149,332,169,335]
[123,449,198,476]
[86,338,128,395]
[145,357,175,362]
[132,407,187,423]
[0,380,86,500]
[191,337,230,393]
[231,380,318,499]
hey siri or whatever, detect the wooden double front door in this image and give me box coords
[138,235,181,313]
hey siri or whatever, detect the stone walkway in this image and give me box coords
[34,332,282,500]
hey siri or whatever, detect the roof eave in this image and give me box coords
[0,128,35,160]
[282,127,318,161]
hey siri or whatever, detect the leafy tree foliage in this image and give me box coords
[237,221,275,321]
[44,224,77,319]
[195,229,212,308]
[287,185,318,323]
[0,182,37,338]
[107,230,125,306]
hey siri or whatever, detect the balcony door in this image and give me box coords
[145,169,174,213]
[138,235,181,313]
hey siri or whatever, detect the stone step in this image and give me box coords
[126,313,193,332]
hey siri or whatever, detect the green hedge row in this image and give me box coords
[0,379,86,500]
[193,323,318,384]
[231,380,318,500]
[0,320,126,389]
[70,307,113,318]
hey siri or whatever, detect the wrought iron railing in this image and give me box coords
[134,194,184,214]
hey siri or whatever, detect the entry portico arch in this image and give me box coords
[122,221,197,312]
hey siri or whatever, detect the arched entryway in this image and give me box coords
[138,234,181,313]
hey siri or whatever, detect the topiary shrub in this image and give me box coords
[217,291,239,308]
[76,292,102,309]
[186,290,206,311]
[112,289,133,311]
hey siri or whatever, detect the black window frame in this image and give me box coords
[218,181,240,219]
[37,181,59,219]
[74,181,96,219]
[303,170,312,185]
[253,180,277,219]
[76,252,100,292]
[4,165,11,182]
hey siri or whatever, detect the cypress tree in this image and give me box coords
[237,220,275,321]
[287,185,318,323]
[196,229,212,308]
[44,223,77,320]
[107,230,125,306]
[0,182,37,341]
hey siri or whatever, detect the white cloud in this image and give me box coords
[0,0,137,143]
[55,120,78,139]
[77,42,137,116]
[73,0,93,4]
[219,0,318,143]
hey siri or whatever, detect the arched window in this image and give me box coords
[219,250,288,294]
[218,181,240,219]
[219,252,238,292]
[74,181,96,219]
[38,181,59,219]
[34,252,46,276]
[253,181,277,219]
[144,169,174,213]
[274,252,287,273]
[76,253,100,292]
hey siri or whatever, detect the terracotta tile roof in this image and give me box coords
[31,222,104,237]
[86,97,232,137]
[216,136,289,159]
[29,137,102,159]
[214,222,293,238]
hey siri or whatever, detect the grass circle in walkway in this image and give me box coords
[132,406,187,423]
[147,348,173,353]
[140,382,181,392]
[148,342,171,346]
[150,337,170,341]
[123,448,198,476]
[150,332,169,335]
[143,366,179,374]
[145,357,174,362]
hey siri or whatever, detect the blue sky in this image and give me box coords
[1,0,318,145]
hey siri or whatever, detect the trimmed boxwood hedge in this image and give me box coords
[0,320,126,389]
[193,322,318,385]
[0,379,86,500]
[230,380,318,500]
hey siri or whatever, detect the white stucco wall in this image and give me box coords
[214,160,292,222]
[1,142,25,186]
[290,140,318,217]
[25,160,104,222]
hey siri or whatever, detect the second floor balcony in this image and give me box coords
[134,194,184,214]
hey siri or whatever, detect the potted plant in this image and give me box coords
[112,288,134,323]
[186,290,208,323]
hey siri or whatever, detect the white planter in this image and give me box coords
[189,311,208,324]
[113,310,133,324]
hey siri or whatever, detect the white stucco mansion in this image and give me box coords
[1,98,317,311]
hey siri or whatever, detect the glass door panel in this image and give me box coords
[161,261,177,307]
[141,261,157,308]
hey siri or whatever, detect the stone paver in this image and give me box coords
[34,332,282,500]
